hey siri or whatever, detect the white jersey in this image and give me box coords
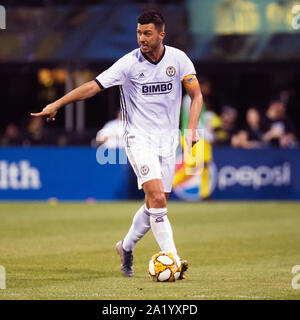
[95,45,196,150]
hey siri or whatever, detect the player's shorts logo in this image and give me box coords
[140,165,150,176]
[166,66,176,77]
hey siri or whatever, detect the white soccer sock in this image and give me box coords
[149,208,178,257]
[122,204,151,252]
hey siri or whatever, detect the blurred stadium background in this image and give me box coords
[0,0,300,300]
[0,0,300,201]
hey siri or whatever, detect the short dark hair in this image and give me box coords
[269,99,286,107]
[137,11,165,31]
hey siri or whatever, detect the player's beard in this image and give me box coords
[140,40,161,57]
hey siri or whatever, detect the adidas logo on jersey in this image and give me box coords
[138,73,145,79]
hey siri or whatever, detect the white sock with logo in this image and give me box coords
[148,208,178,257]
[122,204,151,252]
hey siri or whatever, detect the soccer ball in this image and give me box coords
[148,252,181,282]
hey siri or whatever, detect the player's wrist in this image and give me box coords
[51,100,63,111]
[186,126,198,136]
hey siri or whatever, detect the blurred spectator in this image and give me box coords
[0,123,24,146]
[231,108,267,148]
[198,77,214,111]
[92,111,125,149]
[23,117,49,146]
[214,105,238,146]
[263,100,297,148]
[245,108,266,142]
[231,130,250,148]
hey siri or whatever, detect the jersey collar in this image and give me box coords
[140,46,166,65]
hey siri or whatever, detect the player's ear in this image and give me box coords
[159,31,166,41]
[158,25,166,40]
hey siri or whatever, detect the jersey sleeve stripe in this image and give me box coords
[119,86,128,136]
[94,78,105,90]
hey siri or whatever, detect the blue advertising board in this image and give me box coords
[0,147,299,201]
[212,148,299,200]
[0,147,130,200]
[171,148,300,201]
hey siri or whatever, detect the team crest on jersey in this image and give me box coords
[140,165,150,176]
[166,66,176,77]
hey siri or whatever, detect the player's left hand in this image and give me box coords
[185,128,199,153]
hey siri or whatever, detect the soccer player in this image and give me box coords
[31,11,203,278]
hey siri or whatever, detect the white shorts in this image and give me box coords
[125,134,177,193]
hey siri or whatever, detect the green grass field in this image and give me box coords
[0,201,299,300]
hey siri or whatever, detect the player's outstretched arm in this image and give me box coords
[30,80,101,122]
[182,74,203,150]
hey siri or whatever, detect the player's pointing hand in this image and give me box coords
[30,103,58,122]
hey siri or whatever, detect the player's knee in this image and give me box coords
[148,206,167,222]
[148,191,166,208]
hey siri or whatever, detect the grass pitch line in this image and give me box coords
[189,294,267,299]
